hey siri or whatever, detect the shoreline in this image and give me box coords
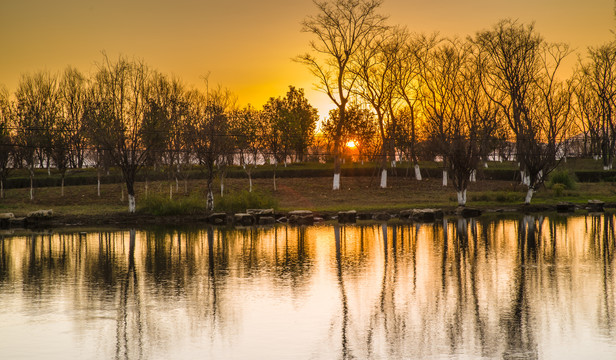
[4,202,615,230]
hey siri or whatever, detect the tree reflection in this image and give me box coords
[0,216,616,359]
[334,224,351,359]
[501,216,538,360]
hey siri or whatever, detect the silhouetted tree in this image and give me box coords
[0,87,15,198]
[298,0,387,190]
[578,41,616,169]
[14,71,60,200]
[84,56,165,213]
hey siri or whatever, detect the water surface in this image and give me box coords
[1,214,615,359]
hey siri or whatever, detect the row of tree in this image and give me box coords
[299,0,616,204]
[0,56,318,212]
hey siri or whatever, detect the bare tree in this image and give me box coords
[84,55,164,213]
[59,67,88,169]
[297,0,387,190]
[230,105,263,192]
[188,87,233,211]
[578,41,616,169]
[352,27,402,188]
[393,33,438,180]
[0,86,15,198]
[14,71,61,200]
[261,96,286,191]
[474,20,573,204]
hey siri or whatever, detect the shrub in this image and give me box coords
[552,183,566,197]
[548,170,577,190]
[138,194,206,216]
[215,190,278,213]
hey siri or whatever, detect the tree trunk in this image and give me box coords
[457,189,467,206]
[333,140,341,190]
[128,194,136,213]
[29,168,34,201]
[97,170,101,197]
[524,187,534,205]
[0,178,3,199]
[380,169,387,188]
[414,164,422,181]
[207,184,214,211]
[61,175,65,197]
[126,181,136,213]
[333,172,341,190]
[170,184,173,200]
[442,170,448,187]
[249,171,253,193]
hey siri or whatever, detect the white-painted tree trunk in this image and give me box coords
[484,162,488,168]
[538,170,543,181]
[207,190,214,211]
[470,170,477,182]
[128,194,136,213]
[525,188,534,204]
[593,155,599,160]
[176,177,179,191]
[220,182,224,196]
[333,173,340,190]
[442,170,448,187]
[391,160,396,168]
[457,189,467,206]
[414,164,422,181]
[249,176,253,193]
[273,172,277,191]
[97,177,101,197]
[170,184,173,200]
[380,169,387,188]
[121,187,124,202]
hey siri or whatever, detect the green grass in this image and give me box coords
[138,194,207,216]
[215,189,278,213]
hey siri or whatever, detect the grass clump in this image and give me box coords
[215,190,278,213]
[139,194,206,216]
[548,170,577,190]
[494,191,521,203]
[552,183,566,197]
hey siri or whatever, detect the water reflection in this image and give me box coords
[0,215,616,359]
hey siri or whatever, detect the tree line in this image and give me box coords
[0,56,318,212]
[299,0,616,205]
[1,0,616,211]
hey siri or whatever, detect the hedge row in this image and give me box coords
[3,165,615,189]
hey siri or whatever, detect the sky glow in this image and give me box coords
[0,0,613,118]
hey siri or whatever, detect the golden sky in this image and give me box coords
[1,0,613,118]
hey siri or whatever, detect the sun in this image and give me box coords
[346,140,357,148]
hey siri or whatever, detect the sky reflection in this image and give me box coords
[0,214,615,359]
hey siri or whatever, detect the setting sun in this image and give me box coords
[346,140,357,148]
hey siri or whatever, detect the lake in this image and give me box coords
[1,214,615,359]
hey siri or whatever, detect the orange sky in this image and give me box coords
[1,0,613,118]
